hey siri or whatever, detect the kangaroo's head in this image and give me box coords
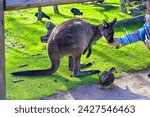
[101,18,117,43]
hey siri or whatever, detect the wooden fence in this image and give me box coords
[0,0,95,100]
[6,0,93,10]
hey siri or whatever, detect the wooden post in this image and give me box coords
[53,5,59,13]
[120,0,127,13]
[0,0,6,100]
[5,0,94,11]
[126,0,132,7]
[37,7,42,21]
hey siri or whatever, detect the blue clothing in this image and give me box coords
[139,27,146,42]
[117,23,150,46]
[140,23,150,42]
[117,30,141,46]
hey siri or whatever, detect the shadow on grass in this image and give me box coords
[6,16,45,35]
[54,13,73,19]
[104,2,120,6]
[83,17,100,23]
[92,47,134,71]
[6,45,31,57]
[94,4,119,11]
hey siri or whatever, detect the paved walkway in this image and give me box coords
[41,69,150,100]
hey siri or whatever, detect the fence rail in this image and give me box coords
[5,0,92,10]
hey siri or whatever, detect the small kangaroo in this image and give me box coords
[41,21,56,43]
[11,18,117,77]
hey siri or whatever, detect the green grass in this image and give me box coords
[5,0,150,99]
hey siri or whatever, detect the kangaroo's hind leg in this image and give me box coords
[68,56,92,71]
[72,54,100,77]
[68,56,73,70]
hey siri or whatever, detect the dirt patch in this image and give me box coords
[40,69,150,100]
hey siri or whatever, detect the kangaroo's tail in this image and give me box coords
[12,41,61,76]
[11,69,51,76]
[11,53,60,76]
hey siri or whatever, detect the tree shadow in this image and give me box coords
[54,13,73,19]
[83,17,100,23]
[94,4,119,11]
[92,48,133,70]
[104,2,120,6]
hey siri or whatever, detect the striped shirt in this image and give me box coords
[117,23,150,46]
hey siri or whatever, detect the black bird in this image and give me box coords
[70,8,83,17]
[147,71,150,78]
[98,67,116,89]
[35,12,50,20]
[96,0,104,3]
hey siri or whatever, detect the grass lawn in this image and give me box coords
[5,0,150,99]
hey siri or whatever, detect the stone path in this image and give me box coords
[41,69,150,100]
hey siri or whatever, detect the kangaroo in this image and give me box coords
[41,21,56,43]
[11,18,117,77]
[83,19,116,58]
[41,21,92,58]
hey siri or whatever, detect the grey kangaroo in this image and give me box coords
[41,21,56,43]
[11,18,117,77]
[41,21,91,58]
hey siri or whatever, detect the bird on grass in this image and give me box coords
[98,67,116,90]
[70,8,83,17]
[147,71,150,78]
[96,0,104,3]
[35,12,50,20]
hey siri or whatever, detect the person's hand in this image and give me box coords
[107,38,119,46]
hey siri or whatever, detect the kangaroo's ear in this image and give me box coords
[102,20,109,28]
[110,18,117,25]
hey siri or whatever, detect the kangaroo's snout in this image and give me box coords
[108,36,114,43]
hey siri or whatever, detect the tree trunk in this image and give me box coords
[126,0,132,6]
[120,0,127,13]
[53,5,59,13]
[37,7,42,21]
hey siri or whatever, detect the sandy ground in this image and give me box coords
[40,69,150,100]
